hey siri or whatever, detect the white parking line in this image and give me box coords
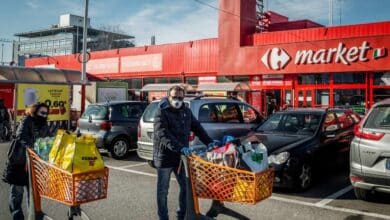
[118,163,147,169]
[272,196,390,220]
[107,166,390,219]
[315,185,353,207]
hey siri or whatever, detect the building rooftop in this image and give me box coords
[14,25,134,40]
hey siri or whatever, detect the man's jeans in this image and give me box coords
[9,184,29,220]
[157,166,186,220]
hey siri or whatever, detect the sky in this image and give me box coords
[0,0,389,63]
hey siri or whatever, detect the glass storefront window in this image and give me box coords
[315,90,329,106]
[373,72,390,86]
[233,76,249,82]
[306,90,312,107]
[156,78,168,83]
[217,76,232,82]
[126,78,142,89]
[298,74,329,84]
[334,73,365,84]
[373,89,390,103]
[186,77,198,85]
[334,89,366,114]
[143,78,154,85]
[298,91,304,107]
[168,77,182,83]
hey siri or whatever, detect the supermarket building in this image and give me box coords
[25,0,390,115]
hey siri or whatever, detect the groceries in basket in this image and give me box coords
[33,137,55,161]
[49,130,104,173]
[195,135,269,173]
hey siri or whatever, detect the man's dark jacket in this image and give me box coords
[153,98,212,168]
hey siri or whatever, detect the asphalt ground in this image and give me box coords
[1,142,390,220]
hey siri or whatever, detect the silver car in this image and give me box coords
[350,98,390,200]
[137,96,264,166]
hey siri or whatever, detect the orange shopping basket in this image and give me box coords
[182,153,274,220]
[26,148,109,220]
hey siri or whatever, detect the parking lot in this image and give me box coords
[1,142,390,220]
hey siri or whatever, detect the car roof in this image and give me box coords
[91,101,147,106]
[373,98,390,107]
[281,108,327,114]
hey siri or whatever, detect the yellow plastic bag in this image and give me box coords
[61,134,104,174]
[232,177,254,201]
[49,130,75,166]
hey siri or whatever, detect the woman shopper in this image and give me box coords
[2,103,50,220]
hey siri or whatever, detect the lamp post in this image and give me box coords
[1,43,4,65]
[81,0,89,114]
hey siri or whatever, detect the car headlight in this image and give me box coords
[268,152,290,165]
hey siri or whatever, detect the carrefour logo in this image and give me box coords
[261,41,387,71]
[261,48,291,70]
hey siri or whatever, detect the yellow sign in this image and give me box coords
[17,84,70,121]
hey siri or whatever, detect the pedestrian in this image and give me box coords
[153,85,217,220]
[2,103,51,220]
[0,98,11,141]
[267,99,277,116]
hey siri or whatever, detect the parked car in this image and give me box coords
[240,108,360,191]
[78,101,148,159]
[137,96,264,165]
[350,98,390,201]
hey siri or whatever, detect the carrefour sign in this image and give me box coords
[259,37,389,72]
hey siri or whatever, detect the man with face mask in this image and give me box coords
[153,85,215,220]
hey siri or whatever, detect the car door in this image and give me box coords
[319,111,341,157]
[237,103,263,130]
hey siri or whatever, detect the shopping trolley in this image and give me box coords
[26,148,109,220]
[181,145,274,220]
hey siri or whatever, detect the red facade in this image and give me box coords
[25,0,390,114]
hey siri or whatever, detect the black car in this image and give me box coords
[78,101,148,159]
[241,108,360,190]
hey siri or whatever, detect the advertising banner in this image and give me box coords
[96,82,128,103]
[17,84,70,121]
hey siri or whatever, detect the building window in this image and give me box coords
[334,73,365,84]
[35,42,41,49]
[373,72,390,86]
[41,41,47,49]
[334,89,365,113]
[156,78,168,83]
[217,76,233,82]
[19,44,25,51]
[315,90,330,106]
[65,49,72,54]
[373,89,390,103]
[66,39,73,46]
[233,76,249,82]
[168,77,182,83]
[186,77,198,85]
[144,78,155,85]
[60,39,66,47]
[47,41,53,48]
[298,74,329,84]
[53,40,60,48]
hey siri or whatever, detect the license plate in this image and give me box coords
[386,159,390,170]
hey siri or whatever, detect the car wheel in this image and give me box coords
[297,163,313,191]
[110,137,129,160]
[354,187,372,201]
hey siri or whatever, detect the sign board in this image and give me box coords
[0,84,14,109]
[17,84,70,121]
[199,76,217,84]
[96,82,128,103]
[121,54,162,72]
[86,58,119,74]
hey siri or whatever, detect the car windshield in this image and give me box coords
[257,113,322,135]
[364,105,390,130]
[81,105,108,120]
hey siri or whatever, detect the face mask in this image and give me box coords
[171,99,183,109]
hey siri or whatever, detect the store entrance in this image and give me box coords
[263,89,281,116]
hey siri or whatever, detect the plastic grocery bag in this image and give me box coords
[61,134,104,174]
[49,130,74,165]
[241,143,268,173]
